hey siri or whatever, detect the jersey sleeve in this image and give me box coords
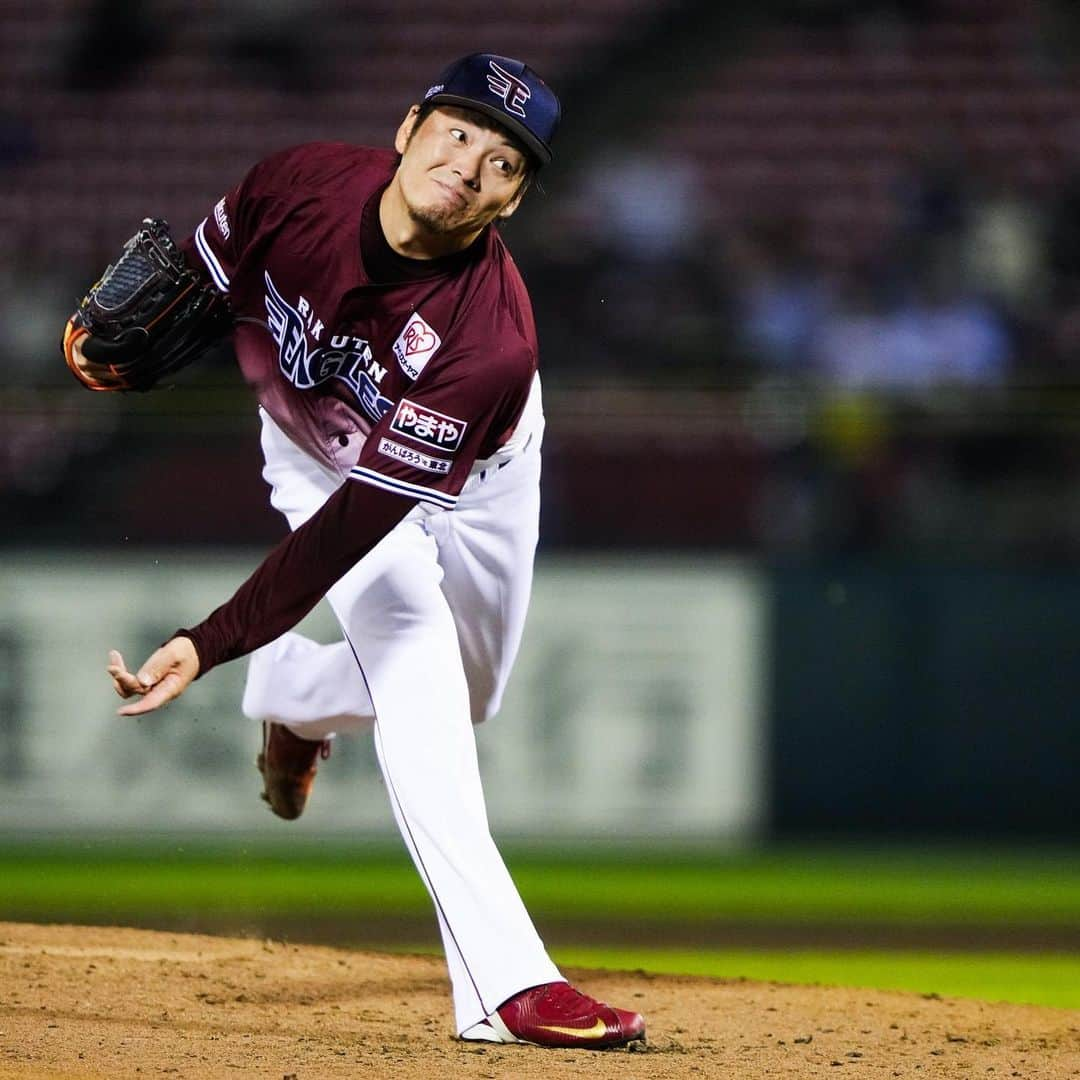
[179,478,414,675]
[348,343,535,510]
[181,145,315,296]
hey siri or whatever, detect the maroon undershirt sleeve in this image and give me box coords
[175,480,415,677]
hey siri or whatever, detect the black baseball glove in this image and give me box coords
[62,218,231,392]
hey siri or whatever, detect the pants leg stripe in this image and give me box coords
[343,630,488,1019]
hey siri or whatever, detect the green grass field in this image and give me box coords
[551,947,1080,1010]
[2,842,1079,1009]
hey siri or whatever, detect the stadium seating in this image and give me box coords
[0,0,659,269]
[657,0,1080,267]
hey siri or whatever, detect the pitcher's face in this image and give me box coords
[392,105,528,242]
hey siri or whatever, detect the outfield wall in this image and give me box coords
[3,553,1078,841]
[769,564,1080,838]
[0,554,766,841]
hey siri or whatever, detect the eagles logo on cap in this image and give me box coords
[486,61,531,118]
[422,52,560,166]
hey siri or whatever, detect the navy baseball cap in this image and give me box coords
[423,53,560,166]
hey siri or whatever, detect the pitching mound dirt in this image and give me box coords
[1,921,1077,1078]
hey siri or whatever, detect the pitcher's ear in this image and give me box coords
[395,104,423,155]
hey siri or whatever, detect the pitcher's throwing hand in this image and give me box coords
[107,638,200,715]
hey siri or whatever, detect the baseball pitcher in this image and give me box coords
[62,53,646,1049]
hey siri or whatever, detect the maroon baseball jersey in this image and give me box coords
[187,141,538,510]
[176,142,541,673]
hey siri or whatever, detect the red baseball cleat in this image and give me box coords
[460,981,646,1049]
[256,722,330,820]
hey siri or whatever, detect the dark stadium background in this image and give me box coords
[3,0,1080,845]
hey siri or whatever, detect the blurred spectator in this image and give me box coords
[531,152,729,379]
[815,257,1011,389]
[963,173,1048,320]
[810,269,891,387]
[582,151,703,263]
[886,262,1011,387]
[727,212,829,372]
[959,169,1048,379]
[520,200,610,375]
[889,143,972,294]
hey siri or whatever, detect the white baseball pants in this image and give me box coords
[241,405,563,1033]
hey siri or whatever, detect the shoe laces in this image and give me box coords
[538,982,603,1020]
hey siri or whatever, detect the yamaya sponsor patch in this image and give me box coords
[377,436,452,474]
[390,398,467,452]
[393,313,442,379]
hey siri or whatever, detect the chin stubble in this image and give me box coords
[407,201,465,235]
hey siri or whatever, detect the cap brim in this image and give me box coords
[426,94,552,166]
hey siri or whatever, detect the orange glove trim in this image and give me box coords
[62,317,122,391]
